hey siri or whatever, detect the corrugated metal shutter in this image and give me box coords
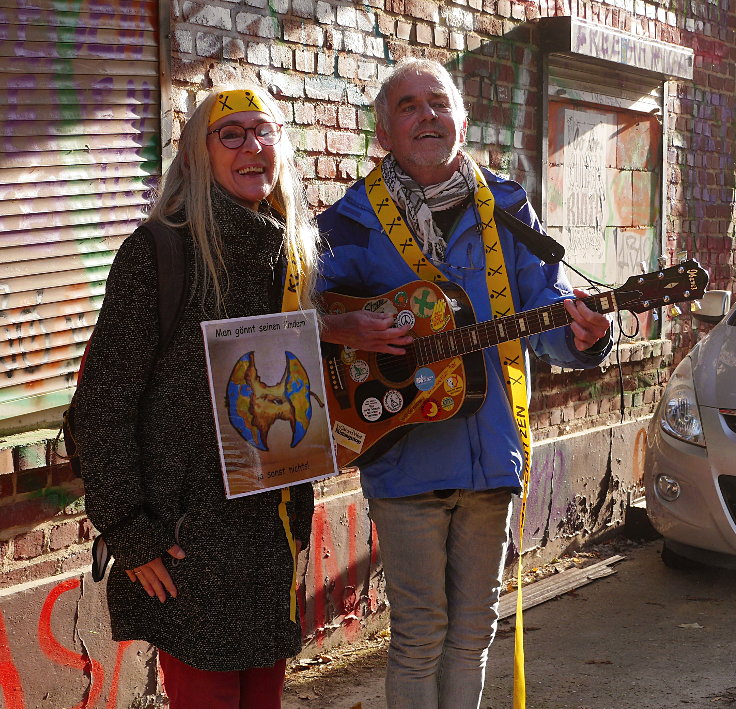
[547,54,663,112]
[0,0,161,421]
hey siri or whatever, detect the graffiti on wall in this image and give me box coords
[0,0,161,421]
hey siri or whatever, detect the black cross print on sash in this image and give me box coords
[503,353,521,367]
[399,239,413,253]
[367,177,382,193]
[487,264,504,277]
[495,306,511,317]
[376,198,390,213]
[481,217,495,231]
[387,216,402,233]
[490,286,508,299]
[506,372,524,386]
[477,195,493,209]
[485,241,499,253]
[412,257,427,271]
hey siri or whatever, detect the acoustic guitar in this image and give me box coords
[321,260,708,468]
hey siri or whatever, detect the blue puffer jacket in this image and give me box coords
[317,168,611,498]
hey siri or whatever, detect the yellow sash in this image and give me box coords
[279,251,303,623]
[366,158,532,708]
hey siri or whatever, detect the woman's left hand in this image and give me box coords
[126,544,186,602]
[564,289,611,351]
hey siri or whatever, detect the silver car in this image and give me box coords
[645,293,736,568]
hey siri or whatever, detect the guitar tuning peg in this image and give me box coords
[639,261,647,274]
[668,304,683,317]
[691,300,703,312]
[651,310,659,321]
[657,256,667,269]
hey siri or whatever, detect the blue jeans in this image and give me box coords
[369,489,513,709]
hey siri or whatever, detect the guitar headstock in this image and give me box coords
[614,259,709,313]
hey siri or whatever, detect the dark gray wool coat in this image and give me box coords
[74,187,315,671]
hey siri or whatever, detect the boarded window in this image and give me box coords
[543,55,663,339]
[0,0,161,424]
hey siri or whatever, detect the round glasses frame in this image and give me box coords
[207,121,283,149]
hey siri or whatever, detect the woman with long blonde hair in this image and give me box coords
[74,83,320,708]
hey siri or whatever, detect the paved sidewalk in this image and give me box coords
[283,540,736,709]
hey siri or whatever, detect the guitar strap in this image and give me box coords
[365,157,532,708]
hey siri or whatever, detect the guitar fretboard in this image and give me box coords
[412,291,618,365]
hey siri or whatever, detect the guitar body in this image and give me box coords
[322,280,487,468]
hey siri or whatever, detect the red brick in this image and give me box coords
[0,497,63,532]
[50,521,81,551]
[16,468,49,495]
[0,559,60,589]
[60,548,93,574]
[14,529,45,560]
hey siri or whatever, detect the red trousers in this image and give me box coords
[158,649,287,709]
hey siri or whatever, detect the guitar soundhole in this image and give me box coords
[375,350,417,386]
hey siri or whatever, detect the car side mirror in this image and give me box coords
[692,289,731,324]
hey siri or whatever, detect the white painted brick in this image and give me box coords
[195,32,222,56]
[236,12,278,38]
[365,35,385,58]
[442,6,473,30]
[261,68,305,98]
[183,2,232,30]
[338,55,358,79]
[316,1,333,23]
[356,9,375,32]
[174,29,193,53]
[271,44,293,68]
[449,31,464,50]
[245,0,267,7]
[247,42,270,65]
[292,0,314,18]
[295,48,315,73]
[223,36,245,59]
[335,5,357,27]
[305,75,344,101]
[416,22,432,44]
[358,60,377,81]
[498,128,512,146]
[467,33,481,51]
[343,30,364,53]
[326,28,343,50]
[294,101,316,125]
[269,0,289,12]
[305,127,326,151]
[466,124,481,143]
[396,21,412,40]
[434,25,449,47]
[317,51,335,75]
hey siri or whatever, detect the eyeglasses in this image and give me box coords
[207,122,283,149]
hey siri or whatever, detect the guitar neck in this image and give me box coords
[413,291,617,365]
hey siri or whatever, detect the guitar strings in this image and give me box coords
[330,294,610,385]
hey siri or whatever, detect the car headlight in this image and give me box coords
[659,356,706,447]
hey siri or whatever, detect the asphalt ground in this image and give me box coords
[283,539,736,709]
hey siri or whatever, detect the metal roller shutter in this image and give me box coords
[0,0,161,422]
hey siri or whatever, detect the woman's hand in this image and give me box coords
[564,289,612,352]
[126,544,186,602]
[321,311,413,354]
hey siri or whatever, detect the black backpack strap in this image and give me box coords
[140,220,188,357]
[494,201,565,265]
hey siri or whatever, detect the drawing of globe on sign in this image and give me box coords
[226,351,313,451]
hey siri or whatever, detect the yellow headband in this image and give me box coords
[208,89,272,126]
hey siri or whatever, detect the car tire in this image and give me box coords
[661,541,705,570]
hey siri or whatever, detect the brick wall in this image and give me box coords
[2,0,735,618]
